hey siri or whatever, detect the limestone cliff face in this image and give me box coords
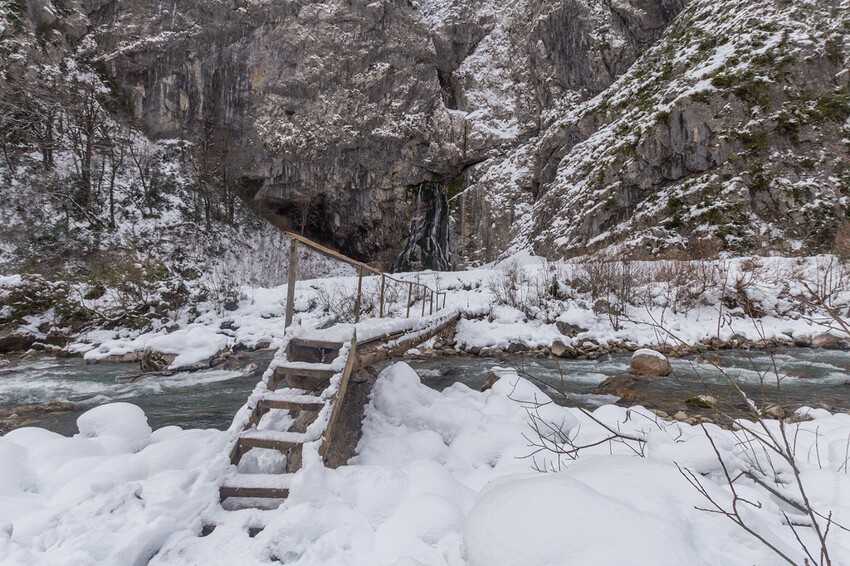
[4,0,847,266]
[83,0,688,265]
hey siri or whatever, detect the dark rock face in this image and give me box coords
[82,0,688,265]
[6,0,845,265]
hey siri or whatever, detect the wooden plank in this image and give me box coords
[285,238,299,329]
[219,486,289,500]
[320,334,358,459]
[284,231,381,275]
[379,274,385,318]
[238,436,303,452]
[282,373,333,391]
[274,365,337,379]
[354,266,363,323]
[282,231,442,301]
[259,397,324,412]
[290,337,345,350]
[358,314,459,368]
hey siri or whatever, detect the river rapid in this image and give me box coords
[1,348,848,434]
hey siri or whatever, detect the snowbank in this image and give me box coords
[2,365,848,565]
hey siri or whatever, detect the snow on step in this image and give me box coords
[240,430,308,444]
[219,473,294,500]
[260,392,326,410]
[223,473,294,490]
[275,360,343,372]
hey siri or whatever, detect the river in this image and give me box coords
[1,348,848,435]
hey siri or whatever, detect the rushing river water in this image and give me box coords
[1,348,848,435]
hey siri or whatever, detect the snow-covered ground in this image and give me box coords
[54,253,850,369]
[1,364,848,565]
[2,252,849,564]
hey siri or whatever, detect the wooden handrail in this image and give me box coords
[283,231,447,329]
[284,231,381,275]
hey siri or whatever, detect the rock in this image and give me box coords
[812,333,845,349]
[673,411,689,422]
[595,374,647,404]
[27,0,58,26]
[506,342,529,354]
[556,322,588,337]
[685,395,718,409]
[89,351,141,364]
[140,349,176,372]
[786,411,814,424]
[220,320,239,331]
[629,349,672,377]
[763,404,786,419]
[550,340,576,358]
[650,409,670,419]
[0,326,37,353]
[793,335,812,347]
[61,12,89,41]
[480,371,500,392]
[44,331,69,347]
[0,401,81,434]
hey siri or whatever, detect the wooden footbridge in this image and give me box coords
[218,233,459,508]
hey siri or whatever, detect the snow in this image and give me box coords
[634,347,667,360]
[1,363,849,565]
[146,326,230,369]
[76,403,153,452]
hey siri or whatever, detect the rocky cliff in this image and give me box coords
[2,0,848,267]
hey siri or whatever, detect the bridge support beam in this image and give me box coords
[285,239,299,329]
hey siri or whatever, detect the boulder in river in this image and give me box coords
[0,325,36,353]
[812,332,846,349]
[629,349,672,377]
[550,340,576,358]
[685,395,718,409]
[595,374,647,404]
[140,349,177,372]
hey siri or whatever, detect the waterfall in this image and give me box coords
[392,182,451,272]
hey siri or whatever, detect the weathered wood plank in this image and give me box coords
[219,486,290,500]
[320,334,358,460]
[285,238,299,329]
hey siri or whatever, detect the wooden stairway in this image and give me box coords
[219,334,354,507]
[218,312,460,509]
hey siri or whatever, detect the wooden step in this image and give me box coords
[258,392,326,412]
[219,473,294,500]
[287,338,343,364]
[231,430,307,464]
[269,363,339,391]
[290,337,344,350]
[238,429,307,451]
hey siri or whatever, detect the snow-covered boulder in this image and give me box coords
[76,403,152,452]
[629,349,671,377]
[812,332,847,349]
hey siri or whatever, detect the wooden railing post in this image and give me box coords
[429,290,434,315]
[354,266,364,323]
[406,282,413,318]
[285,239,299,329]
[379,274,386,318]
[421,287,426,317]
